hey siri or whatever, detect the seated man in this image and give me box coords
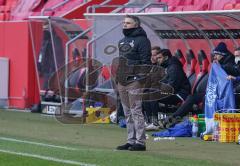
[166,42,235,127]
[226,47,240,108]
[212,42,235,71]
[143,46,161,129]
[150,46,161,65]
[226,47,240,79]
[204,42,236,134]
[144,49,191,130]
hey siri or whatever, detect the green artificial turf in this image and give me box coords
[0,109,239,166]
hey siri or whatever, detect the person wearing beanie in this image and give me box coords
[211,42,238,109]
[212,42,234,67]
[213,42,229,57]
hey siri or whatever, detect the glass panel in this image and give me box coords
[29,17,89,106]
[184,15,219,30]
[211,14,240,30]
[142,15,197,30]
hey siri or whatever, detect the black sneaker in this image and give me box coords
[163,116,182,129]
[128,143,146,151]
[116,143,133,150]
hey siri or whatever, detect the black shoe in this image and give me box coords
[163,116,181,129]
[116,143,133,150]
[128,143,146,151]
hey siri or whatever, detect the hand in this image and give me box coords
[227,75,236,80]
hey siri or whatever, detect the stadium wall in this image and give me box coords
[0,21,39,109]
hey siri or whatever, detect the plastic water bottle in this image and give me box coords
[192,115,198,138]
[213,121,219,142]
[203,135,213,141]
[153,137,175,141]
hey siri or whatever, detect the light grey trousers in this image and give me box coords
[118,81,146,145]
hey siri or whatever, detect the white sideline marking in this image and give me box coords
[0,137,77,151]
[0,149,97,166]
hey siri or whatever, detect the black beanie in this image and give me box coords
[213,42,228,57]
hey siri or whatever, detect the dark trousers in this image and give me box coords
[235,93,240,109]
[172,93,205,118]
[143,94,183,122]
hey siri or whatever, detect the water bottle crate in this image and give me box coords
[86,107,111,124]
[214,113,240,143]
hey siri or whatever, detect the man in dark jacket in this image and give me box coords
[223,47,240,78]
[144,49,191,129]
[225,47,240,108]
[212,42,235,70]
[116,15,151,151]
[158,49,191,101]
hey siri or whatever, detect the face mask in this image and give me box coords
[235,56,240,64]
[122,28,137,36]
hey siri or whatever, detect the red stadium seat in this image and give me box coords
[3,5,11,12]
[0,5,10,12]
[5,0,18,9]
[179,0,193,6]
[172,6,184,11]
[183,5,198,11]
[211,0,236,10]
[160,0,183,6]
[223,3,234,10]
[186,49,197,87]
[167,5,176,11]
[0,12,4,20]
[193,0,211,10]
[43,0,65,11]
[161,0,194,11]
[188,50,210,112]
[56,0,83,12]
[235,3,240,9]
[0,5,4,12]
[174,49,186,66]
[191,50,209,94]
[198,50,209,74]
[0,0,5,5]
[4,12,9,20]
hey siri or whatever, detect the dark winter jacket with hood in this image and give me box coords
[116,27,151,85]
[161,56,191,100]
[220,53,237,76]
[218,52,240,91]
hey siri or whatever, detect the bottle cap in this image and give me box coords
[193,114,198,121]
[203,135,213,141]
